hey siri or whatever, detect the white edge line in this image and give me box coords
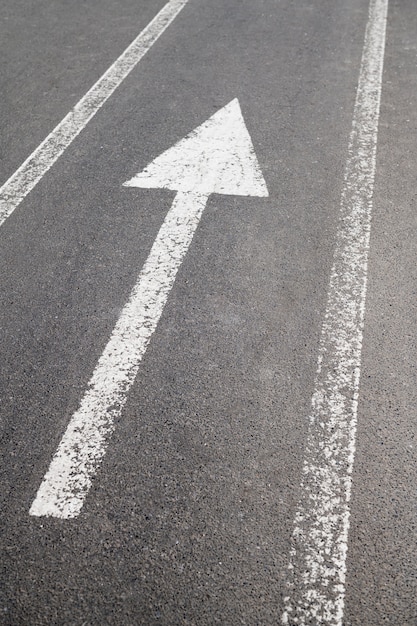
[281,0,388,624]
[0,0,189,226]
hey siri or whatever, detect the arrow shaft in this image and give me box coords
[30,190,209,519]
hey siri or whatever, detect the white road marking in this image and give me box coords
[30,99,268,519]
[0,0,188,228]
[281,0,388,624]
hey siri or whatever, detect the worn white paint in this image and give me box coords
[0,0,188,228]
[281,0,388,624]
[30,99,268,518]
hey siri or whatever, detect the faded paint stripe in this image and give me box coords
[0,0,188,227]
[281,0,389,624]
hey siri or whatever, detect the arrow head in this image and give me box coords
[124,99,268,198]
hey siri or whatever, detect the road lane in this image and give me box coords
[1,0,415,624]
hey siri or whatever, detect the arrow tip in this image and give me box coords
[124,99,268,198]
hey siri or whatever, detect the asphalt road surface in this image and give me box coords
[1,0,417,624]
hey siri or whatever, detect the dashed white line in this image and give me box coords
[0,0,189,228]
[281,0,389,624]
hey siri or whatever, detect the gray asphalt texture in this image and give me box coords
[1,0,416,624]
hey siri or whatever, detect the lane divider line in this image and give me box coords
[281,0,389,624]
[0,0,189,228]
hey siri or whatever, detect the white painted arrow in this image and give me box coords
[30,99,268,519]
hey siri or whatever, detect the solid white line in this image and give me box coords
[30,190,208,518]
[0,0,188,228]
[281,0,388,624]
